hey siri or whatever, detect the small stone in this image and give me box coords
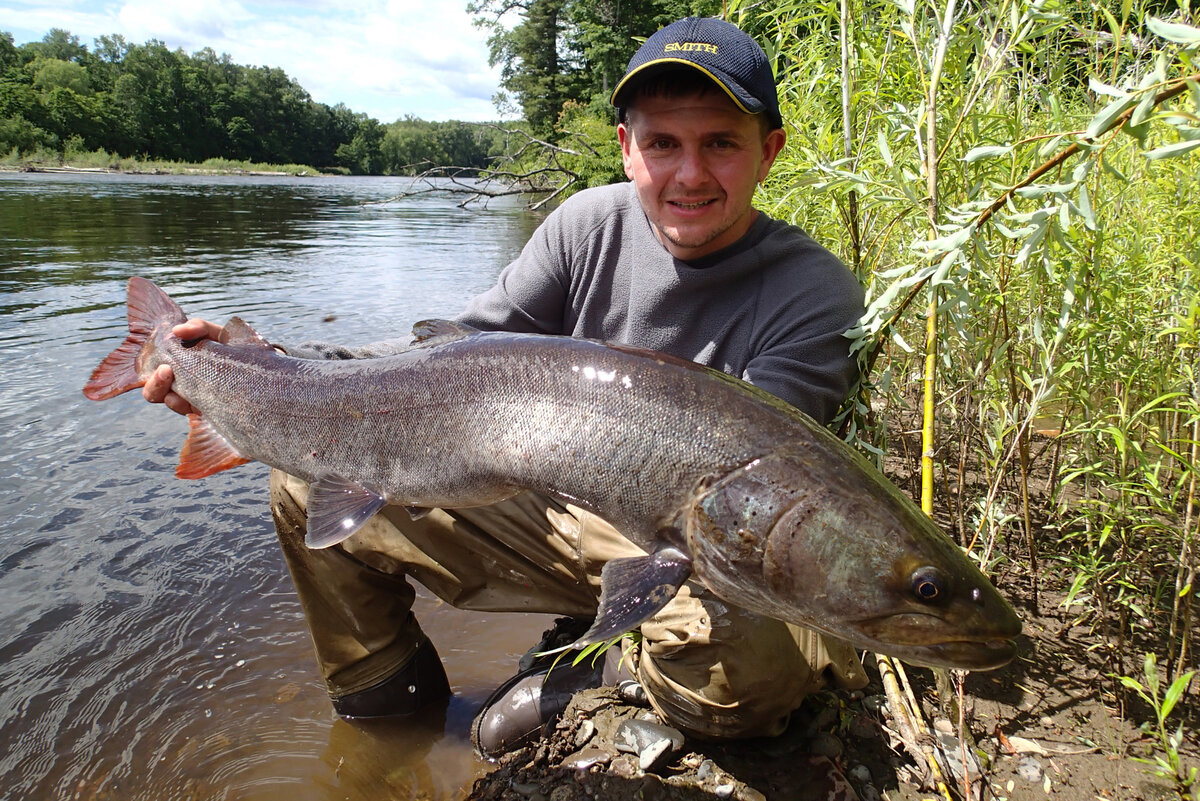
[509,780,542,796]
[737,786,767,801]
[697,759,716,781]
[848,764,873,784]
[1017,755,1044,783]
[858,784,882,801]
[617,679,648,704]
[563,747,611,770]
[714,784,736,799]
[1039,715,1055,727]
[933,718,955,735]
[574,720,595,748]
[639,738,673,772]
[803,705,838,735]
[809,732,843,759]
[615,719,685,754]
[609,754,640,779]
[848,713,879,740]
[861,694,888,713]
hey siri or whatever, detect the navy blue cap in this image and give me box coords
[610,17,782,130]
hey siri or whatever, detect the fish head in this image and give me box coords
[685,445,1021,670]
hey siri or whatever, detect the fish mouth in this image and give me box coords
[854,613,1020,671]
[897,638,1018,671]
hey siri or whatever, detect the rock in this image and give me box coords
[861,694,888,713]
[810,732,844,759]
[638,737,674,772]
[848,764,873,784]
[616,679,647,704]
[848,713,879,740]
[1017,755,1044,783]
[934,731,983,786]
[714,784,736,798]
[609,754,640,779]
[615,719,685,754]
[574,720,595,748]
[562,747,610,771]
[508,780,542,797]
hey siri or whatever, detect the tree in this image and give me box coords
[470,0,721,135]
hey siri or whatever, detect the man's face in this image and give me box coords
[618,90,786,261]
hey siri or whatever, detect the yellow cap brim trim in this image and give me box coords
[609,57,757,116]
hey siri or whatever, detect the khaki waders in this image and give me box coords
[270,469,867,739]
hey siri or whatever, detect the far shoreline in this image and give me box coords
[0,155,331,178]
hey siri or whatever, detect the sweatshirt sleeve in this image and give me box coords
[456,204,572,334]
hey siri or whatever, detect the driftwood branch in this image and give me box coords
[369,124,584,210]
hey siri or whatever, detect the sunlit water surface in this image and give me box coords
[0,172,558,800]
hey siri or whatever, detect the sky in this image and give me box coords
[2,0,508,122]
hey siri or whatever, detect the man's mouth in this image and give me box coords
[669,199,716,210]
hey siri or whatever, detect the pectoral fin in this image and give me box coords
[573,546,692,647]
[306,475,387,548]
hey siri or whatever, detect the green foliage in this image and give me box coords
[0,27,509,175]
[469,0,722,136]
[379,116,504,175]
[725,0,1200,686]
[1117,652,1198,795]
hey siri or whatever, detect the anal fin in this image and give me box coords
[306,475,387,548]
[572,546,692,648]
[177,414,252,478]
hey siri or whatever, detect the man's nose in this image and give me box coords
[674,147,708,185]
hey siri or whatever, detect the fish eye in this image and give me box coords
[910,567,946,603]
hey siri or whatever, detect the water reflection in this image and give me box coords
[0,172,553,800]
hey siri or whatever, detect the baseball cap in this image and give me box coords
[610,17,782,130]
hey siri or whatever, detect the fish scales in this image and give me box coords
[171,330,783,541]
[85,278,1022,669]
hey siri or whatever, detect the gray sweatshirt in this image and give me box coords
[296,181,864,424]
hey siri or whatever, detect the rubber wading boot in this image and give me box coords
[471,619,647,758]
[331,637,451,718]
[471,654,606,758]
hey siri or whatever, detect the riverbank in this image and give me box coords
[465,570,1191,801]
[0,150,326,177]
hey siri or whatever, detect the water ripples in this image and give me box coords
[0,172,553,800]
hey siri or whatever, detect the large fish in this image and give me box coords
[85,277,1021,669]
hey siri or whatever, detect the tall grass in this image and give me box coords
[733,0,1200,697]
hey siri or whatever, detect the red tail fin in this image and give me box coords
[83,277,187,400]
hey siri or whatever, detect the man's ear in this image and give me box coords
[758,128,787,182]
[617,122,636,180]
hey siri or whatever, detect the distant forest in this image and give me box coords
[1,3,719,178]
[0,28,508,174]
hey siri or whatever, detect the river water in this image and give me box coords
[0,171,560,800]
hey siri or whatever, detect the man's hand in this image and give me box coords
[142,318,224,416]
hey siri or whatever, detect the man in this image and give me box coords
[145,17,868,755]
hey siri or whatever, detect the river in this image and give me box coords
[0,171,561,800]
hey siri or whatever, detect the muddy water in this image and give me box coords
[0,172,559,800]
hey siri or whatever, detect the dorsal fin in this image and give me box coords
[411,319,478,346]
[221,317,274,349]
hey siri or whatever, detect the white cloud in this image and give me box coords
[1,0,505,121]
